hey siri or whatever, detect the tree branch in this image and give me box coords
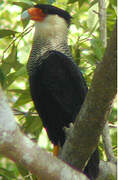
[98,0,107,47]
[102,122,116,163]
[98,0,116,164]
[60,23,117,171]
[0,87,89,180]
[97,160,117,180]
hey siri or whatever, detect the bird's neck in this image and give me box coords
[30,28,71,56]
[27,20,72,73]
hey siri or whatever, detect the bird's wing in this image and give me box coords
[38,50,87,115]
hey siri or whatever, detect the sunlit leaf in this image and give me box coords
[90,38,105,60]
[0,67,6,87]
[68,0,88,6]
[15,164,29,180]
[1,45,17,75]
[89,0,98,8]
[48,0,56,4]
[5,73,18,88]
[13,1,33,9]
[7,45,17,64]
[68,0,78,4]
[14,66,27,77]
[1,45,17,71]
[87,3,99,30]
[4,66,27,88]
[0,168,16,179]
[0,29,17,38]
[23,115,43,138]
[78,0,88,8]
[14,89,31,107]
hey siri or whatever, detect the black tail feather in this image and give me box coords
[84,148,99,180]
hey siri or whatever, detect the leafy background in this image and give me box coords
[0,0,117,179]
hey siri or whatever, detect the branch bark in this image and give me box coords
[0,89,116,180]
[0,87,89,180]
[98,0,116,164]
[98,0,107,47]
[97,160,117,180]
[102,122,116,163]
[60,23,117,171]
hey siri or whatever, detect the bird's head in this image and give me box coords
[22,4,71,25]
[22,4,71,38]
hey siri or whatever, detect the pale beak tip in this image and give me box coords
[21,10,30,20]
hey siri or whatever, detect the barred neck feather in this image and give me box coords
[27,14,72,74]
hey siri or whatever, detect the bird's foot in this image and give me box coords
[53,145,59,156]
[63,122,74,137]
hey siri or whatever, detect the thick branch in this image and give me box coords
[0,87,88,180]
[98,0,116,163]
[97,160,117,180]
[60,23,117,170]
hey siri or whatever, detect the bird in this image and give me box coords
[22,4,99,180]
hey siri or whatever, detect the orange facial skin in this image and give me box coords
[28,8,47,21]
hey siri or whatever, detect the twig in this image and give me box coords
[102,121,116,163]
[98,0,107,47]
[13,108,38,116]
[1,25,34,62]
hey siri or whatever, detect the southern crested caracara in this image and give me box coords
[22,4,99,180]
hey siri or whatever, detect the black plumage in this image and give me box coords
[29,50,87,146]
[23,4,99,180]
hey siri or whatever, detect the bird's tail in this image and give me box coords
[84,148,99,180]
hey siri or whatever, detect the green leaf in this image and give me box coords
[110,0,117,6]
[48,0,56,4]
[13,1,33,9]
[87,3,99,30]
[90,38,105,60]
[0,29,17,38]
[89,0,98,8]
[23,115,43,138]
[7,45,17,64]
[0,168,16,179]
[78,0,88,8]
[1,45,17,75]
[16,163,37,180]
[14,89,31,107]
[15,164,29,180]
[1,62,11,75]
[4,66,27,88]
[68,0,78,4]
[68,0,88,6]
[0,67,6,87]
[1,45,26,88]
[5,73,18,88]
[22,18,30,29]
[13,66,27,77]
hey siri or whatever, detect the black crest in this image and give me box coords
[34,4,71,25]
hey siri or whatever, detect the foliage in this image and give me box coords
[0,0,116,179]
